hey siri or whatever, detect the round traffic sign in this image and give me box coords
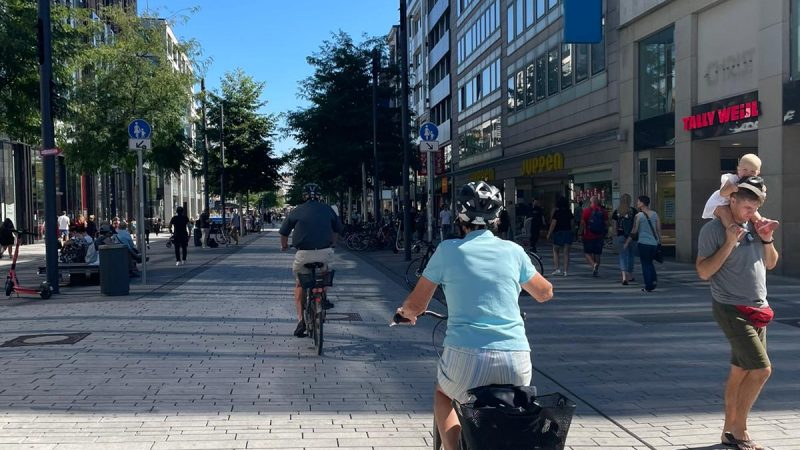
[419,122,439,142]
[128,119,152,139]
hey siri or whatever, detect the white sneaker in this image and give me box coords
[551,269,563,276]
[182,261,186,265]
[562,271,568,277]
[175,261,181,266]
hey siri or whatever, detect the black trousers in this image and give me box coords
[174,237,188,261]
[529,228,541,251]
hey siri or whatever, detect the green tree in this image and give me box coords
[61,7,199,176]
[0,0,93,143]
[286,31,405,205]
[204,68,281,199]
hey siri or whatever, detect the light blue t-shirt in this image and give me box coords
[422,230,538,351]
[636,211,660,246]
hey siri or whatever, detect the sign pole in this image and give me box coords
[427,152,434,241]
[137,147,146,284]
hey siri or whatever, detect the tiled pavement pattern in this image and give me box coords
[0,230,798,449]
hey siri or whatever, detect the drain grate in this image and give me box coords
[1,333,91,347]
[325,312,363,322]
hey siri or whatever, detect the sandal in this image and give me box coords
[723,432,765,450]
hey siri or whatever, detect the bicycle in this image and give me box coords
[512,235,546,277]
[404,240,446,303]
[211,224,230,246]
[297,262,335,356]
[391,310,576,450]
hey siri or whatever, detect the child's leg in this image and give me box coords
[713,205,736,230]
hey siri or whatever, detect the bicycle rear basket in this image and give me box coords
[454,391,576,450]
[297,270,335,289]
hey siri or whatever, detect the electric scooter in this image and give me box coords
[4,230,52,299]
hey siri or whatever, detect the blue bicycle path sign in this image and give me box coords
[419,122,438,142]
[128,119,152,140]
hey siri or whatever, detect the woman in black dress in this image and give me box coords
[0,218,15,259]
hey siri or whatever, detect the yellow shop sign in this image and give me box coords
[521,152,564,176]
[468,168,495,182]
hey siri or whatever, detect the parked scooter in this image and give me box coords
[4,230,52,299]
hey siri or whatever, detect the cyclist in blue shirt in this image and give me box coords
[396,181,553,450]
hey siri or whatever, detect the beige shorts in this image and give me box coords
[292,248,334,278]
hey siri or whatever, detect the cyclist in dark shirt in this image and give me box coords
[279,183,343,337]
[169,206,191,266]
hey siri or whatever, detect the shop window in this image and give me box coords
[638,26,675,120]
[638,159,649,197]
[507,76,516,112]
[516,70,525,110]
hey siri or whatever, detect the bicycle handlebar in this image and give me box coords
[390,310,448,326]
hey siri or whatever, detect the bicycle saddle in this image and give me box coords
[303,262,325,269]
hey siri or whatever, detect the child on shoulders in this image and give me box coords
[702,153,779,233]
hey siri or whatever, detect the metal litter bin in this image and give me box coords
[99,244,130,296]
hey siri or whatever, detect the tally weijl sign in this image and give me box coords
[682,101,759,131]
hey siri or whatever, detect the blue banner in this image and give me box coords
[563,0,602,43]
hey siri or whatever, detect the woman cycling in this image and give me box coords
[395,181,554,450]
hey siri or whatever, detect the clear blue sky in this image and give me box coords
[138,1,400,155]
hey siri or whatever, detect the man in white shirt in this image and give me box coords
[58,211,70,240]
[439,205,452,240]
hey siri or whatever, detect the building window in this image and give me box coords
[547,47,559,96]
[526,64,535,106]
[548,0,558,10]
[458,117,502,159]
[561,43,572,89]
[575,44,589,83]
[537,0,545,19]
[431,98,451,125]
[793,0,800,79]
[507,4,515,43]
[516,0,524,37]
[458,1,500,65]
[535,55,546,101]
[507,76,516,112]
[516,70,525,110]
[525,0,535,27]
[638,26,675,120]
[591,19,606,75]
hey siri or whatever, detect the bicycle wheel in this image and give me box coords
[527,250,545,277]
[314,298,324,355]
[405,257,424,290]
[303,291,314,339]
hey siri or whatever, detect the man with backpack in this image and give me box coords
[579,196,608,277]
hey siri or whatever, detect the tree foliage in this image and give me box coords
[203,68,281,198]
[61,7,200,176]
[0,0,92,143]
[286,31,405,205]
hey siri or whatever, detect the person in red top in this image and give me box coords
[579,196,608,277]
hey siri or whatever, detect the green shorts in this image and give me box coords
[712,301,770,370]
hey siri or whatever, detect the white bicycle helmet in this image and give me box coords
[457,181,503,225]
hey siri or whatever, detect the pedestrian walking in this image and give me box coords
[497,208,510,239]
[439,204,452,240]
[58,211,70,240]
[0,218,15,259]
[199,208,210,248]
[86,214,98,239]
[527,199,545,252]
[546,197,573,276]
[170,206,191,266]
[578,196,608,277]
[695,176,778,450]
[230,210,241,245]
[626,195,660,292]
[612,193,637,285]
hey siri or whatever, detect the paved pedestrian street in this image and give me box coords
[1,231,798,449]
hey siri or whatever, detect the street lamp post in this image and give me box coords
[372,48,381,224]
[220,103,226,227]
[201,79,210,211]
[37,0,59,294]
[400,0,412,261]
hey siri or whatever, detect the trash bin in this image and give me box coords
[194,227,202,247]
[99,244,130,296]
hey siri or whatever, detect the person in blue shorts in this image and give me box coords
[395,181,554,450]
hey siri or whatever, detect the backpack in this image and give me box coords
[587,208,607,235]
[620,208,636,237]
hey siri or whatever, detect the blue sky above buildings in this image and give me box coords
[139,0,399,155]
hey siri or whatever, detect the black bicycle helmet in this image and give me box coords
[302,183,322,200]
[457,181,503,225]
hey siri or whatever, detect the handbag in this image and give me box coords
[643,211,663,263]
